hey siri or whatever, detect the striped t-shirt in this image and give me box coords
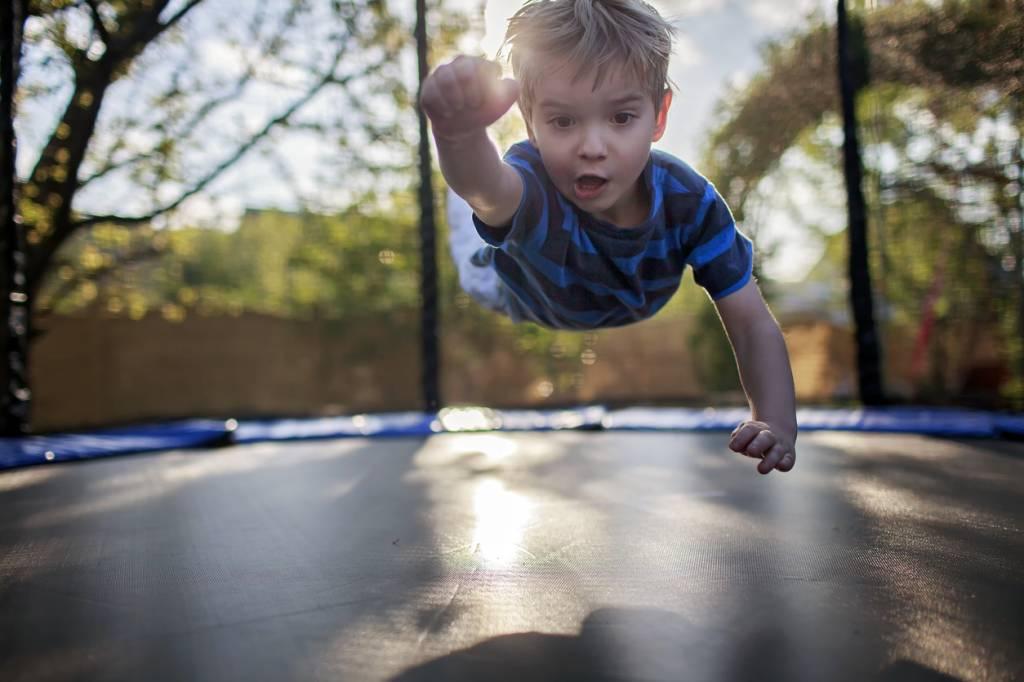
[472,140,753,330]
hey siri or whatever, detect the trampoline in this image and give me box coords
[3,2,1023,680]
[1,418,1022,681]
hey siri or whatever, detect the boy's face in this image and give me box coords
[525,60,671,227]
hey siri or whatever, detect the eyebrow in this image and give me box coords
[537,93,646,110]
[608,94,646,106]
[536,98,572,110]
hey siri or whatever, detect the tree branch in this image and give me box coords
[72,50,386,230]
[84,0,110,45]
[97,0,203,69]
[35,244,166,318]
[79,66,258,186]
[80,1,314,188]
[147,0,205,44]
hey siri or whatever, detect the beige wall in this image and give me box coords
[31,312,422,431]
[29,311,981,432]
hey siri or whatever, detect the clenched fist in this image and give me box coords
[729,420,797,474]
[420,56,520,141]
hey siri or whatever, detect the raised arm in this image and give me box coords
[420,56,523,227]
[713,279,798,474]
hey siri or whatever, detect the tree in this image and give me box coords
[702,0,1023,406]
[16,0,411,316]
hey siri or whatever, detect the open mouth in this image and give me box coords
[574,175,608,198]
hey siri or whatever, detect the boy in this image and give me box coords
[420,0,797,474]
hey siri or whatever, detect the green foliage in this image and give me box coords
[700,0,1023,407]
[43,199,424,320]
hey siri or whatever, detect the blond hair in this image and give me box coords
[501,0,675,120]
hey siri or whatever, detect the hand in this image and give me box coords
[728,420,796,474]
[420,55,520,141]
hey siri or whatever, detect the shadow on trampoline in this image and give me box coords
[2,431,1021,680]
[875,661,963,682]
[393,607,963,682]
[0,437,443,681]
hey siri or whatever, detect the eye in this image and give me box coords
[550,116,574,129]
[612,112,635,125]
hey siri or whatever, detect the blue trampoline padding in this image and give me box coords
[603,407,1003,437]
[479,406,606,431]
[233,408,606,442]
[797,407,995,436]
[1,407,1020,471]
[0,420,234,470]
[603,407,749,431]
[994,414,1024,437]
[234,412,437,443]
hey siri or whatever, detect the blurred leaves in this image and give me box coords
[41,193,423,319]
[701,0,1023,406]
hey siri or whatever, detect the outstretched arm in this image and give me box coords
[420,56,523,227]
[713,279,798,474]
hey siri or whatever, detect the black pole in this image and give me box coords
[837,0,884,406]
[1,0,30,435]
[415,0,441,413]
[1015,101,1024,409]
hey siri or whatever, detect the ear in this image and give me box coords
[652,89,672,142]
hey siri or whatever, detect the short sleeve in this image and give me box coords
[472,142,548,246]
[687,182,754,300]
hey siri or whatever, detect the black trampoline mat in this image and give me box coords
[1,431,1022,681]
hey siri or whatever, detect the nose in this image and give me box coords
[577,124,607,160]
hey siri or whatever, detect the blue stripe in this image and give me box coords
[649,178,665,218]
[558,194,601,254]
[493,269,550,323]
[679,183,717,246]
[510,141,542,163]
[710,268,752,301]
[639,162,667,221]
[499,269,676,329]
[509,161,549,247]
[689,221,737,268]
[511,239,684,306]
[709,241,754,300]
[610,236,680,273]
[654,162,693,197]
[498,273,614,328]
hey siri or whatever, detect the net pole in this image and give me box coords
[1,0,30,435]
[837,0,884,406]
[415,0,441,413]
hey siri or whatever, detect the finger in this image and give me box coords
[493,78,520,110]
[482,59,503,80]
[435,65,466,113]
[728,422,763,452]
[744,430,776,459]
[477,78,520,128]
[452,56,482,108]
[776,451,796,472]
[420,77,450,120]
[758,443,786,474]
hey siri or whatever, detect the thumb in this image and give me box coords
[479,78,520,125]
[497,78,519,108]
